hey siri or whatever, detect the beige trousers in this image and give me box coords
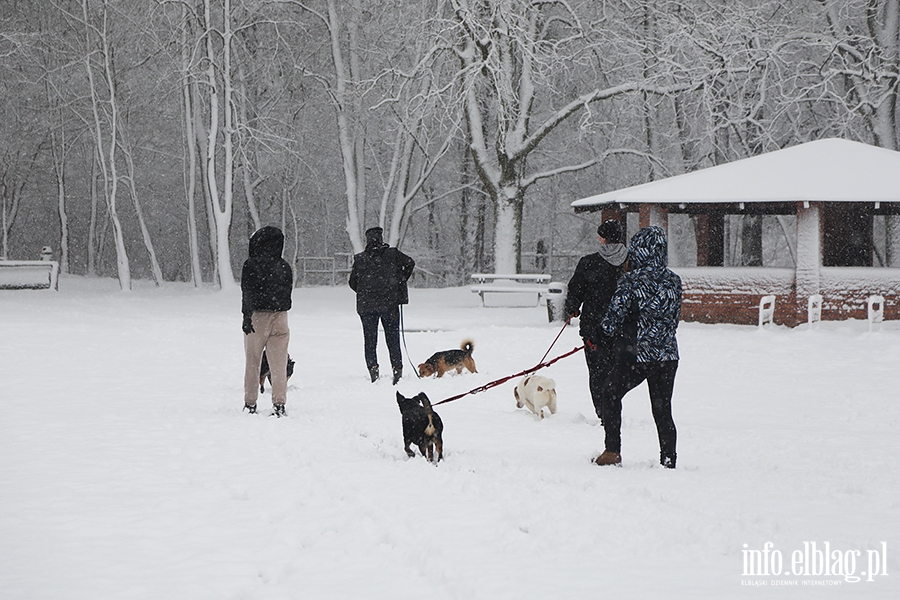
[244,310,290,407]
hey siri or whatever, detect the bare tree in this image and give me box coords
[277,0,457,253]
[811,0,900,264]
[0,6,46,261]
[450,0,698,273]
[198,0,239,290]
[77,0,131,289]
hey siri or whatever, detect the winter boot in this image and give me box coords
[593,450,622,467]
[660,454,676,469]
[392,367,402,385]
[272,405,286,418]
[368,365,380,383]
[243,403,257,414]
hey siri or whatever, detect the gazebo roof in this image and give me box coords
[571,138,900,211]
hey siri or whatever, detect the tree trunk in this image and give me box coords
[88,145,99,276]
[493,190,522,274]
[193,78,218,284]
[237,66,262,233]
[53,133,69,274]
[82,0,130,290]
[120,137,164,285]
[203,0,236,291]
[324,0,365,253]
[182,3,202,287]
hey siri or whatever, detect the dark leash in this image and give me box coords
[432,316,581,407]
[539,314,573,363]
[399,304,422,378]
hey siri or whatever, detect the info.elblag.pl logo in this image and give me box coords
[741,542,889,585]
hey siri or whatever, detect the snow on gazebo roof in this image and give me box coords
[571,138,900,211]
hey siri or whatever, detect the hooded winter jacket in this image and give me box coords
[348,243,415,314]
[600,226,681,362]
[241,226,293,318]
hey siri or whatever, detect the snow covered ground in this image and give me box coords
[1,277,898,599]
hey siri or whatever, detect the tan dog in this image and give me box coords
[418,340,477,378]
[514,375,557,419]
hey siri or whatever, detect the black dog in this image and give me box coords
[396,391,444,462]
[259,351,295,393]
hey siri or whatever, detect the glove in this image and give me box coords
[569,309,580,318]
[242,315,255,335]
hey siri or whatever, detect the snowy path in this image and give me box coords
[1,279,898,598]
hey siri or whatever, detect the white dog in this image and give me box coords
[514,375,557,419]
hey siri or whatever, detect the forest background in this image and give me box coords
[2,0,900,290]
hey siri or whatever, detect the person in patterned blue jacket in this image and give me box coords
[593,226,682,469]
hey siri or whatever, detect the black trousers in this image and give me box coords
[600,359,678,460]
[359,308,402,371]
[584,340,617,419]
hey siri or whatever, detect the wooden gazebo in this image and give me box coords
[572,139,900,326]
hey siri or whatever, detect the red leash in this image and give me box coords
[432,317,581,407]
[431,345,584,407]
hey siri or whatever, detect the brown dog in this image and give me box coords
[418,340,477,378]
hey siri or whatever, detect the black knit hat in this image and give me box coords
[597,220,624,244]
[365,226,385,250]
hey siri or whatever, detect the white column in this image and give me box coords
[886,215,900,266]
[795,202,821,298]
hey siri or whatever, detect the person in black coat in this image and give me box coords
[241,226,293,416]
[565,219,628,420]
[348,227,415,384]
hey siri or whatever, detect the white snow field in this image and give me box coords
[1,277,898,599]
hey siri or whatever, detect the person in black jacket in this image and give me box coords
[565,219,628,420]
[348,227,415,384]
[241,226,293,416]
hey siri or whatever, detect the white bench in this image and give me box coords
[470,273,551,307]
[0,260,60,290]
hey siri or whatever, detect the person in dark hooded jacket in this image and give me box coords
[593,226,682,468]
[241,226,293,416]
[348,227,415,384]
[565,219,628,419]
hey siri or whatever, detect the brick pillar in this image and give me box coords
[600,207,622,223]
[639,204,668,230]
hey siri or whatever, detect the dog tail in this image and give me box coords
[420,396,436,436]
[460,339,474,355]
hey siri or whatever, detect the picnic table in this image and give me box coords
[469,273,552,306]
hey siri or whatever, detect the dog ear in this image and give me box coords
[396,391,405,401]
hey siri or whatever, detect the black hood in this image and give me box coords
[365,227,387,251]
[249,226,284,259]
